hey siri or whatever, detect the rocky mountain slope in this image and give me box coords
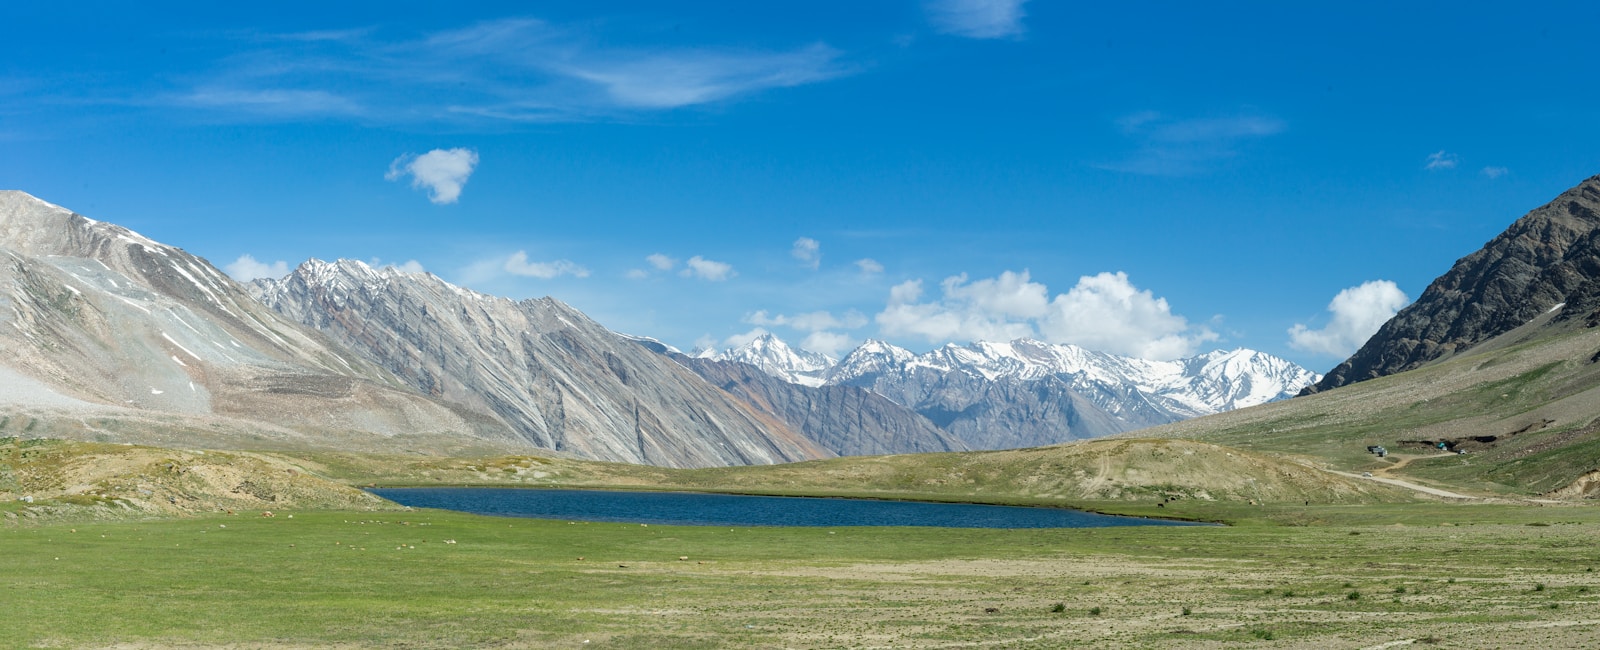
[0,191,504,448]
[672,353,967,456]
[251,259,828,468]
[1312,174,1600,391]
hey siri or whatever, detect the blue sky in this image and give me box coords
[4,1,1599,370]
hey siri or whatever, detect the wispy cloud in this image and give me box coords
[855,258,884,275]
[177,88,364,119]
[926,0,1030,39]
[646,253,677,271]
[1481,166,1508,179]
[791,237,821,270]
[563,44,844,109]
[1101,112,1285,176]
[1424,150,1458,171]
[162,17,849,123]
[681,256,736,281]
[746,309,867,331]
[386,148,479,204]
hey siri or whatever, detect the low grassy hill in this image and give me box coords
[0,437,394,522]
[1134,315,1600,497]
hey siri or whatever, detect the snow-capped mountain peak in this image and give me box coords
[700,333,835,387]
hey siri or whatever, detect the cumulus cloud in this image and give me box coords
[746,309,868,332]
[1037,272,1217,360]
[802,331,856,358]
[390,260,426,274]
[855,258,884,275]
[1424,150,1458,171]
[503,251,590,279]
[1288,280,1410,356]
[681,255,736,281]
[926,0,1029,39]
[224,254,289,281]
[1482,166,1509,179]
[876,270,1215,360]
[792,237,821,270]
[386,148,479,204]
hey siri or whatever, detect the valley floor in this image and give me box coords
[5,505,1600,648]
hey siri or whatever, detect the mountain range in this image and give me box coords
[693,333,1319,449]
[0,189,1316,468]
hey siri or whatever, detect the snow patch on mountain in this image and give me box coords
[695,333,836,388]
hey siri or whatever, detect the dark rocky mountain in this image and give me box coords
[672,354,968,456]
[251,259,829,468]
[1311,175,1600,392]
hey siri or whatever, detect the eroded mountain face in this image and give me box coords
[251,259,828,468]
[0,191,502,445]
[1311,175,1600,392]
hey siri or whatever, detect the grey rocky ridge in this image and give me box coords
[249,259,829,468]
[0,191,511,450]
[1309,174,1600,392]
[672,352,968,456]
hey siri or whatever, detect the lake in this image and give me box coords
[369,487,1203,528]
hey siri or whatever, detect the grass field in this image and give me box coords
[6,504,1600,648]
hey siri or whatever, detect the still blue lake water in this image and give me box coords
[369,487,1202,528]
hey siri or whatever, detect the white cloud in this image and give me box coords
[646,253,677,271]
[692,334,719,352]
[1425,150,1458,171]
[1288,280,1410,357]
[876,274,1042,345]
[876,270,1216,360]
[386,148,479,204]
[802,331,856,358]
[369,257,427,274]
[723,327,771,348]
[1103,112,1285,176]
[792,237,821,270]
[855,258,884,274]
[178,88,363,119]
[926,0,1029,39]
[1037,272,1217,360]
[625,269,651,280]
[563,43,846,109]
[1482,166,1509,179]
[503,251,589,279]
[224,254,289,281]
[681,256,736,281]
[127,17,858,125]
[746,309,867,332]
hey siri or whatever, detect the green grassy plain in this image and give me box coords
[6,504,1600,648]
